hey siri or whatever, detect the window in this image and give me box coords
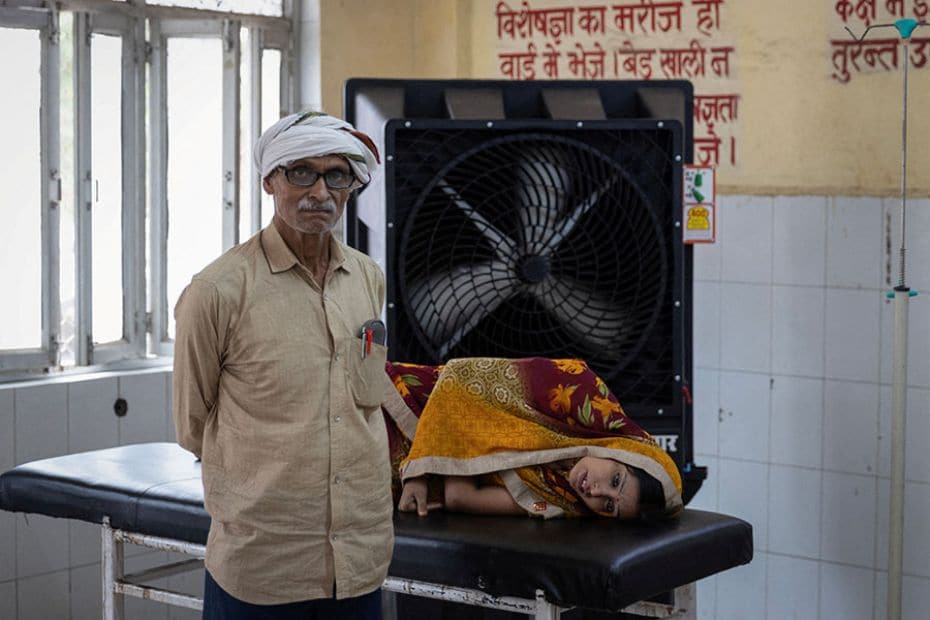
[0,0,295,375]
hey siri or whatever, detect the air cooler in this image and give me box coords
[345,79,704,502]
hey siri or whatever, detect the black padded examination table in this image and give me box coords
[0,443,752,619]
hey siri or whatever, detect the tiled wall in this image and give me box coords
[0,369,203,620]
[2,195,930,619]
[689,195,930,620]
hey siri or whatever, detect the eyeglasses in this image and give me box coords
[276,165,354,190]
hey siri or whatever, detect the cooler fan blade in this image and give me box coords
[409,260,518,358]
[514,148,571,255]
[540,174,619,253]
[530,275,629,352]
[438,180,518,260]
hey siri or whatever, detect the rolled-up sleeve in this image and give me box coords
[172,279,226,459]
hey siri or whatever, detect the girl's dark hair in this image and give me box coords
[630,466,668,522]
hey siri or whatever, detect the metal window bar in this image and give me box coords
[147,18,170,355]
[222,18,241,251]
[100,517,697,620]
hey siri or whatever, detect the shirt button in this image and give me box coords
[333,476,341,485]
[334,354,341,362]
[334,415,341,423]
[331,533,338,541]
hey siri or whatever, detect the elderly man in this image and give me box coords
[173,111,391,620]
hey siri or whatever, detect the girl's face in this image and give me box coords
[568,456,641,519]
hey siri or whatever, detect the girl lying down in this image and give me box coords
[381,357,683,521]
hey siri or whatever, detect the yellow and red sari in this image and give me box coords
[381,357,683,519]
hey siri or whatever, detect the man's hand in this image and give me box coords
[398,476,443,516]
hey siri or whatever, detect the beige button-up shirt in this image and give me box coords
[172,223,393,605]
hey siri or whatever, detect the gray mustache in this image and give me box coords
[297,199,336,212]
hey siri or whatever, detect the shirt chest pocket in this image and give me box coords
[343,337,388,407]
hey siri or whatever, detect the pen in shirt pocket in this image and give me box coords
[359,319,386,359]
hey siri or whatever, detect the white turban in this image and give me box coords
[252,111,380,186]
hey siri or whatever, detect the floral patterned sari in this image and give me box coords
[381,357,682,519]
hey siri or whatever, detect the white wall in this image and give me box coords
[2,196,930,619]
[688,195,930,620]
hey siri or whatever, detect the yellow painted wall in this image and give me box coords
[320,0,930,196]
[319,0,471,115]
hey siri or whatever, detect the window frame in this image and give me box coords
[73,9,147,366]
[0,0,295,376]
[0,5,62,373]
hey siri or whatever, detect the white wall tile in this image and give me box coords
[0,389,13,470]
[824,288,881,382]
[819,562,874,620]
[0,512,14,582]
[768,465,821,559]
[770,376,823,469]
[17,569,70,620]
[718,458,768,552]
[70,520,100,568]
[772,285,825,377]
[773,195,827,287]
[715,551,766,620]
[693,280,721,369]
[0,580,14,620]
[823,380,879,476]
[696,574,717,620]
[821,472,876,568]
[693,368,719,458]
[826,196,883,289]
[68,377,119,454]
[693,240,722,282]
[880,388,930,483]
[719,195,773,284]
[14,383,68,465]
[720,283,771,373]
[70,563,101,620]
[765,554,818,620]
[903,575,930,620]
[16,512,70,578]
[119,373,169,445]
[718,371,770,463]
[689,455,718,512]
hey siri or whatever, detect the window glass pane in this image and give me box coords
[59,12,76,366]
[91,33,124,344]
[147,0,283,17]
[260,48,280,229]
[166,37,223,339]
[0,27,42,349]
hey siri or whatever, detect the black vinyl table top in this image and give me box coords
[0,442,752,612]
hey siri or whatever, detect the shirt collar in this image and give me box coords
[261,223,351,275]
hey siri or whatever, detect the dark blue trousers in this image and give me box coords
[203,570,383,620]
